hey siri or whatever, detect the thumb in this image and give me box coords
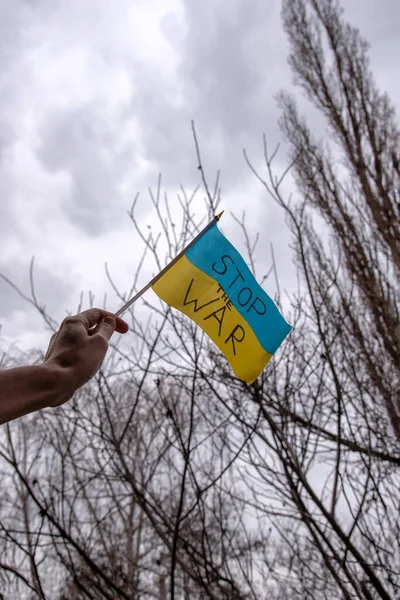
[94,316,116,341]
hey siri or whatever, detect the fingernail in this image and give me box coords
[104,316,116,327]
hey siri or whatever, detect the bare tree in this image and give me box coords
[278,0,400,438]
[1,1,399,598]
[2,165,399,598]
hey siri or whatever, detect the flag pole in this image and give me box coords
[114,211,224,318]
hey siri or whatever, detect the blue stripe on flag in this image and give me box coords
[186,223,291,354]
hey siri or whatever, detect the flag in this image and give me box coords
[152,222,291,383]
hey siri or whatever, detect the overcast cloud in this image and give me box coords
[0,0,399,352]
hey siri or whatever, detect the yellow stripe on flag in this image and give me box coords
[152,255,272,382]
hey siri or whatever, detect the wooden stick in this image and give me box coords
[114,211,224,318]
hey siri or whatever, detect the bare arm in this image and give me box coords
[0,309,128,425]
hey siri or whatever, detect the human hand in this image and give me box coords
[43,308,129,406]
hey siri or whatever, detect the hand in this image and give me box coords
[43,308,129,406]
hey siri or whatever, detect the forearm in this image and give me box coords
[0,309,127,426]
[0,364,73,425]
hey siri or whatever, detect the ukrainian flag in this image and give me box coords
[152,222,291,383]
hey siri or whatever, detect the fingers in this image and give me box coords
[41,309,128,396]
[93,316,117,342]
[90,312,129,342]
[60,309,129,334]
[114,316,129,334]
[80,309,128,333]
[65,309,106,330]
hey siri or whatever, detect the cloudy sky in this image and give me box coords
[0,0,399,353]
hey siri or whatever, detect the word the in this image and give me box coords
[212,254,266,318]
[183,279,245,355]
